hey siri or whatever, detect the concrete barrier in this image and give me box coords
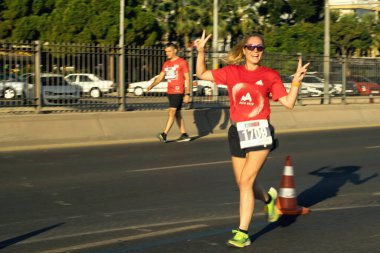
[0,104,379,152]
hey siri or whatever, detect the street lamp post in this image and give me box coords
[323,0,330,104]
[119,0,125,111]
[212,0,218,99]
[212,0,218,69]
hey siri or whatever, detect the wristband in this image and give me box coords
[291,82,301,87]
[185,93,190,96]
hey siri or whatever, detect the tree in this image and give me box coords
[265,22,324,55]
[330,13,372,57]
[11,15,42,41]
[124,3,163,46]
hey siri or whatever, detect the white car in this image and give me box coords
[65,73,115,98]
[194,79,228,96]
[24,73,80,105]
[298,74,338,97]
[280,74,310,97]
[127,76,199,96]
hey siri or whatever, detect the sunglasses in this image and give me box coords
[243,44,265,52]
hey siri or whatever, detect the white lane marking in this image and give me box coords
[54,201,72,206]
[37,224,208,253]
[127,160,232,173]
[17,203,380,249]
[127,157,273,173]
[365,145,380,149]
[311,203,380,212]
[21,216,238,244]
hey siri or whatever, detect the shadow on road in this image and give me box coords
[250,165,377,242]
[192,107,230,139]
[0,223,65,249]
[298,165,378,208]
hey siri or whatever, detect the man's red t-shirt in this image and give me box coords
[161,57,189,94]
[211,65,287,122]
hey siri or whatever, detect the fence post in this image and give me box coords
[119,44,125,112]
[296,53,302,106]
[34,40,42,113]
[341,55,347,105]
[187,48,194,110]
[118,0,125,112]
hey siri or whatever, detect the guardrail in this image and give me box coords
[1,41,379,114]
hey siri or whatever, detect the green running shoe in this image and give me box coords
[227,230,251,248]
[266,187,280,222]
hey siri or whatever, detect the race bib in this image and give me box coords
[165,67,177,80]
[236,119,273,149]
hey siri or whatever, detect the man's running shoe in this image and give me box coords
[157,132,167,143]
[266,187,280,222]
[227,230,251,248]
[176,133,191,142]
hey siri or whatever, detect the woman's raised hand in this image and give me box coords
[194,30,212,52]
[294,57,310,82]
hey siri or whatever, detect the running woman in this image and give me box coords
[194,31,309,248]
[147,43,191,143]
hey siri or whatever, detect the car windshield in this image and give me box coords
[350,76,374,82]
[303,76,322,83]
[41,77,69,86]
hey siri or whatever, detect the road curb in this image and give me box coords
[0,104,379,152]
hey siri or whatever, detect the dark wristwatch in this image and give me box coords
[185,93,190,96]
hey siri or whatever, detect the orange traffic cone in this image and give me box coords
[276,155,310,215]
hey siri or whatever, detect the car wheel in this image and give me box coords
[202,86,212,96]
[3,88,16,99]
[90,88,102,98]
[134,87,144,96]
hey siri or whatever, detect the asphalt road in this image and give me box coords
[0,127,379,253]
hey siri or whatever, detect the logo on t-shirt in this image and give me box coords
[232,83,264,118]
[256,80,263,86]
[240,92,254,106]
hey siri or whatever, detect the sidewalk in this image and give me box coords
[0,104,379,152]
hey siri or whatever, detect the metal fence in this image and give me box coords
[1,41,379,114]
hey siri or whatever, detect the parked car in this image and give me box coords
[346,75,380,95]
[280,74,310,97]
[193,78,228,96]
[368,76,380,85]
[24,73,81,105]
[127,76,201,96]
[0,74,27,99]
[127,76,166,96]
[297,74,338,97]
[329,73,360,96]
[65,73,115,98]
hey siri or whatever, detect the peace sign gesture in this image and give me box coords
[193,30,212,52]
[293,57,310,83]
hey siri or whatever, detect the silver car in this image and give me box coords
[0,74,26,99]
[25,73,81,105]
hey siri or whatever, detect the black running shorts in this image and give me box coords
[228,124,278,158]
[167,94,184,110]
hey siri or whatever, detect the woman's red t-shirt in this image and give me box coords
[211,65,287,122]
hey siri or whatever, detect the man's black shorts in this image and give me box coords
[228,124,278,158]
[167,94,184,110]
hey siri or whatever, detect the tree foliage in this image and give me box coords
[0,0,378,56]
